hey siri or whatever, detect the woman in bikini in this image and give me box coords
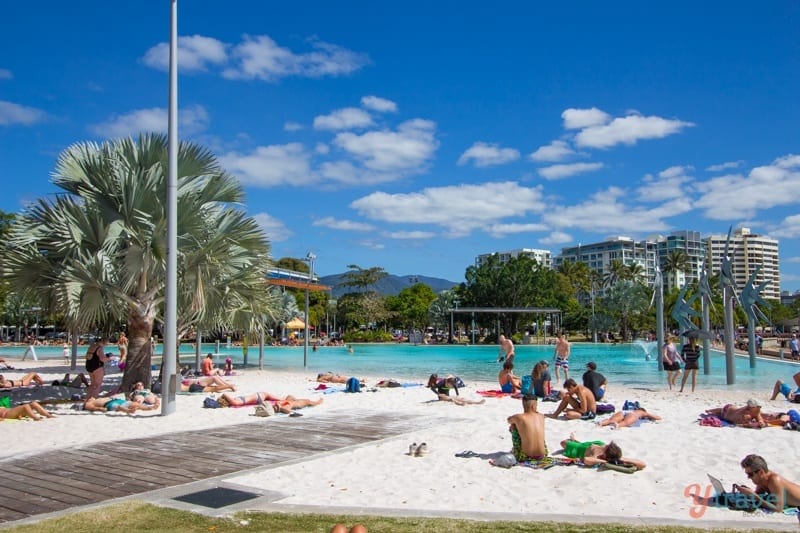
[0,400,54,421]
[217,391,323,413]
[598,407,662,429]
[0,372,44,388]
[180,375,236,393]
[129,381,160,408]
[706,401,767,428]
[559,433,647,469]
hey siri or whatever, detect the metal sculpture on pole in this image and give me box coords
[740,265,771,369]
[697,268,715,375]
[720,227,738,385]
[651,266,665,371]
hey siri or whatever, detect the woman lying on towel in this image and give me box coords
[0,372,45,388]
[0,400,54,421]
[705,400,767,428]
[218,392,323,413]
[180,375,236,393]
[317,372,364,385]
[559,432,646,470]
[598,407,662,429]
[129,381,160,408]
[83,396,156,414]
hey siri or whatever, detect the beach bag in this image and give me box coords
[597,403,615,414]
[203,397,220,409]
[345,377,361,393]
[788,409,800,424]
[151,380,162,394]
[0,396,9,408]
[254,403,275,417]
[455,377,466,388]
[520,375,534,396]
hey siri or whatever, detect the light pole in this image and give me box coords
[303,252,316,369]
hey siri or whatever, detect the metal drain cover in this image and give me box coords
[173,487,261,508]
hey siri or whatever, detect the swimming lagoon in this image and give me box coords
[3,341,797,392]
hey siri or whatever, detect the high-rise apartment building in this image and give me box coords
[650,230,707,292]
[705,227,780,300]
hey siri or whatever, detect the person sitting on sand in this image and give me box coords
[201,353,223,376]
[0,400,54,421]
[531,360,552,398]
[0,372,44,388]
[82,396,155,414]
[129,381,160,408]
[598,407,662,429]
[559,432,646,470]
[705,399,767,428]
[508,395,547,461]
[547,379,597,420]
[770,371,800,402]
[498,361,521,393]
[317,372,363,385]
[51,373,90,388]
[180,375,236,393]
[427,374,484,405]
[217,392,323,413]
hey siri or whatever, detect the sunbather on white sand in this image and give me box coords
[180,375,236,393]
[129,381,160,408]
[218,392,323,413]
[0,401,54,421]
[83,396,155,414]
[0,372,44,388]
[598,407,662,429]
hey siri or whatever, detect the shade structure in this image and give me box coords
[285,317,306,330]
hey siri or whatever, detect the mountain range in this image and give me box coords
[319,272,460,298]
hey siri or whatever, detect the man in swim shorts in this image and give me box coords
[498,335,515,364]
[770,371,800,402]
[553,333,570,381]
[547,379,596,420]
[508,395,548,461]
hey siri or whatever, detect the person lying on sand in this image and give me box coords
[0,357,14,370]
[180,375,236,393]
[598,407,662,429]
[546,378,597,420]
[706,400,767,428]
[129,381,160,408]
[51,373,90,388]
[82,396,155,414]
[0,372,44,388]
[0,400,54,421]
[317,373,364,385]
[559,432,646,470]
[769,371,800,402]
[218,392,323,413]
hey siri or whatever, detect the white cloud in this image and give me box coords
[636,165,694,202]
[142,35,228,72]
[529,140,577,162]
[356,239,385,250]
[351,181,545,236]
[772,214,800,238]
[361,95,397,113]
[574,114,694,149]
[785,255,800,264]
[385,230,435,239]
[313,107,373,131]
[0,100,46,126]
[331,118,439,177]
[562,107,611,129]
[543,186,673,233]
[223,35,369,81]
[284,121,303,132]
[219,143,315,187]
[315,143,330,155]
[540,231,573,245]
[313,216,374,231]
[486,222,549,238]
[88,105,209,137]
[538,162,603,180]
[457,142,520,167]
[706,160,743,172]
[252,212,292,242]
[0,68,12,80]
[694,154,800,220]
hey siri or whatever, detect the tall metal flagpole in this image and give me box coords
[162,0,179,415]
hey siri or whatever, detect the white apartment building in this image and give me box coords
[705,227,780,300]
[475,248,552,269]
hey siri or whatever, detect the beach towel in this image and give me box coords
[477,390,513,397]
[0,396,9,408]
[698,414,733,427]
[518,456,578,470]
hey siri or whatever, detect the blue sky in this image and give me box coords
[2,2,800,290]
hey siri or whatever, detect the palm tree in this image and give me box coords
[624,262,645,284]
[3,134,274,391]
[603,259,627,287]
[662,250,690,291]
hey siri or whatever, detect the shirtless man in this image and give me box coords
[317,372,364,386]
[508,395,547,461]
[553,333,570,381]
[0,372,44,388]
[559,433,646,470]
[498,361,521,393]
[547,379,596,420]
[498,334,515,364]
[201,353,223,376]
[769,371,800,401]
[734,454,800,512]
[705,400,767,428]
[598,407,662,429]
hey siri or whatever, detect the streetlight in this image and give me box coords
[303,252,316,369]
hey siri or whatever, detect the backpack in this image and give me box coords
[203,397,220,408]
[345,377,361,393]
[520,375,534,396]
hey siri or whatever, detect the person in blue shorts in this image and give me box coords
[770,371,800,402]
[82,396,155,414]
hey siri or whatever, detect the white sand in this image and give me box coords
[2,358,800,528]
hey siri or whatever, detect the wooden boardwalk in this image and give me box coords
[0,410,458,524]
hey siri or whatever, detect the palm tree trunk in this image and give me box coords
[121,309,156,392]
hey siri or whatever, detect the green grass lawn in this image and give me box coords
[3,501,781,533]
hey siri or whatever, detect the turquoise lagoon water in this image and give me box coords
[3,341,797,392]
